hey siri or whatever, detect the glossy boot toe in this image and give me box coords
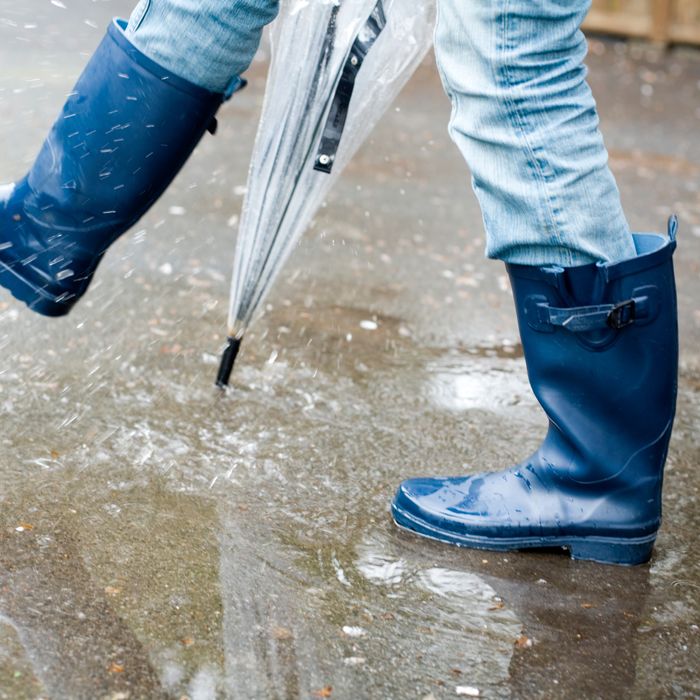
[392,471,658,566]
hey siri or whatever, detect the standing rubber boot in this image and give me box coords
[392,219,679,566]
[0,19,230,317]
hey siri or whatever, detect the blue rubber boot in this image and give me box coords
[392,219,679,566]
[0,19,229,317]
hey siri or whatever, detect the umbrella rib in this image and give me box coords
[232,0,389,331]
[241,8,350,325]
[233,9,339,326]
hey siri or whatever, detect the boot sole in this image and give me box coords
[391,501,656,566]
[0,258,79,317]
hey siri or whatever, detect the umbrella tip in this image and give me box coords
[216,336,242,389]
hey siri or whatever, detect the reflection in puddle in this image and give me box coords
[426,354,534,412]
[418,567,502,602]
[354,537,523,694]
[355,549,407,586]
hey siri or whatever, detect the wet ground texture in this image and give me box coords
[1,2,699,698]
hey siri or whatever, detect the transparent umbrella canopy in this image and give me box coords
[217,0,436,387]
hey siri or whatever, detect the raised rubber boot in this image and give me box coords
[392,218,679,566]
[0,19,230,317]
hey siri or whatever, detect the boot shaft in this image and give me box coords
[23,19,223,244]
[0,19,226,316]
[506,223,678,496]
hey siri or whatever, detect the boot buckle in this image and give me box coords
[607,299,636,329]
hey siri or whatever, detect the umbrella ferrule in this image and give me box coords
[216,336,242,388]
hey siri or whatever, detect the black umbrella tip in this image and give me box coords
[216,336,242,389]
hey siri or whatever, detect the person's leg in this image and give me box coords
[125,0,279,93]
[0,1,277,317]
[434,0,635,266]
[391,0,679,565]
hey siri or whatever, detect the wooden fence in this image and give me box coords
[584,0,700,45]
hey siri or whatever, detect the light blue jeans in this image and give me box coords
[125,0,279,97]
[126,0,636,266]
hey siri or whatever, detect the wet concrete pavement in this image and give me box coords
[0,1,699,698]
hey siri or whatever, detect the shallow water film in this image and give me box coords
[1,1,699,698]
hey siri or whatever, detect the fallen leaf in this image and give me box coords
[312,686,333,698]
[160,343,183,355]
[108,662,125,674]
[515,635,533,649]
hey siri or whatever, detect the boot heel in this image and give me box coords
[567,537,655,566]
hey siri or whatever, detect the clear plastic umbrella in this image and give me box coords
[217,0,436,386]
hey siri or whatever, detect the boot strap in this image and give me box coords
[313,0,387,174]
[526,287,659,333]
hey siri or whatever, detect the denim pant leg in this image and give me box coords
[435,0,636,266]
[125,0,279,94]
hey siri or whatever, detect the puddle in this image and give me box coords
[426,354,533,412]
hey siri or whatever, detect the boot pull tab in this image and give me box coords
[667,215,679,242]
[538,265,568,296]
[209,76,248,134]
[224,76,247,102]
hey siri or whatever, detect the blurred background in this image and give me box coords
[586,0,700,45]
